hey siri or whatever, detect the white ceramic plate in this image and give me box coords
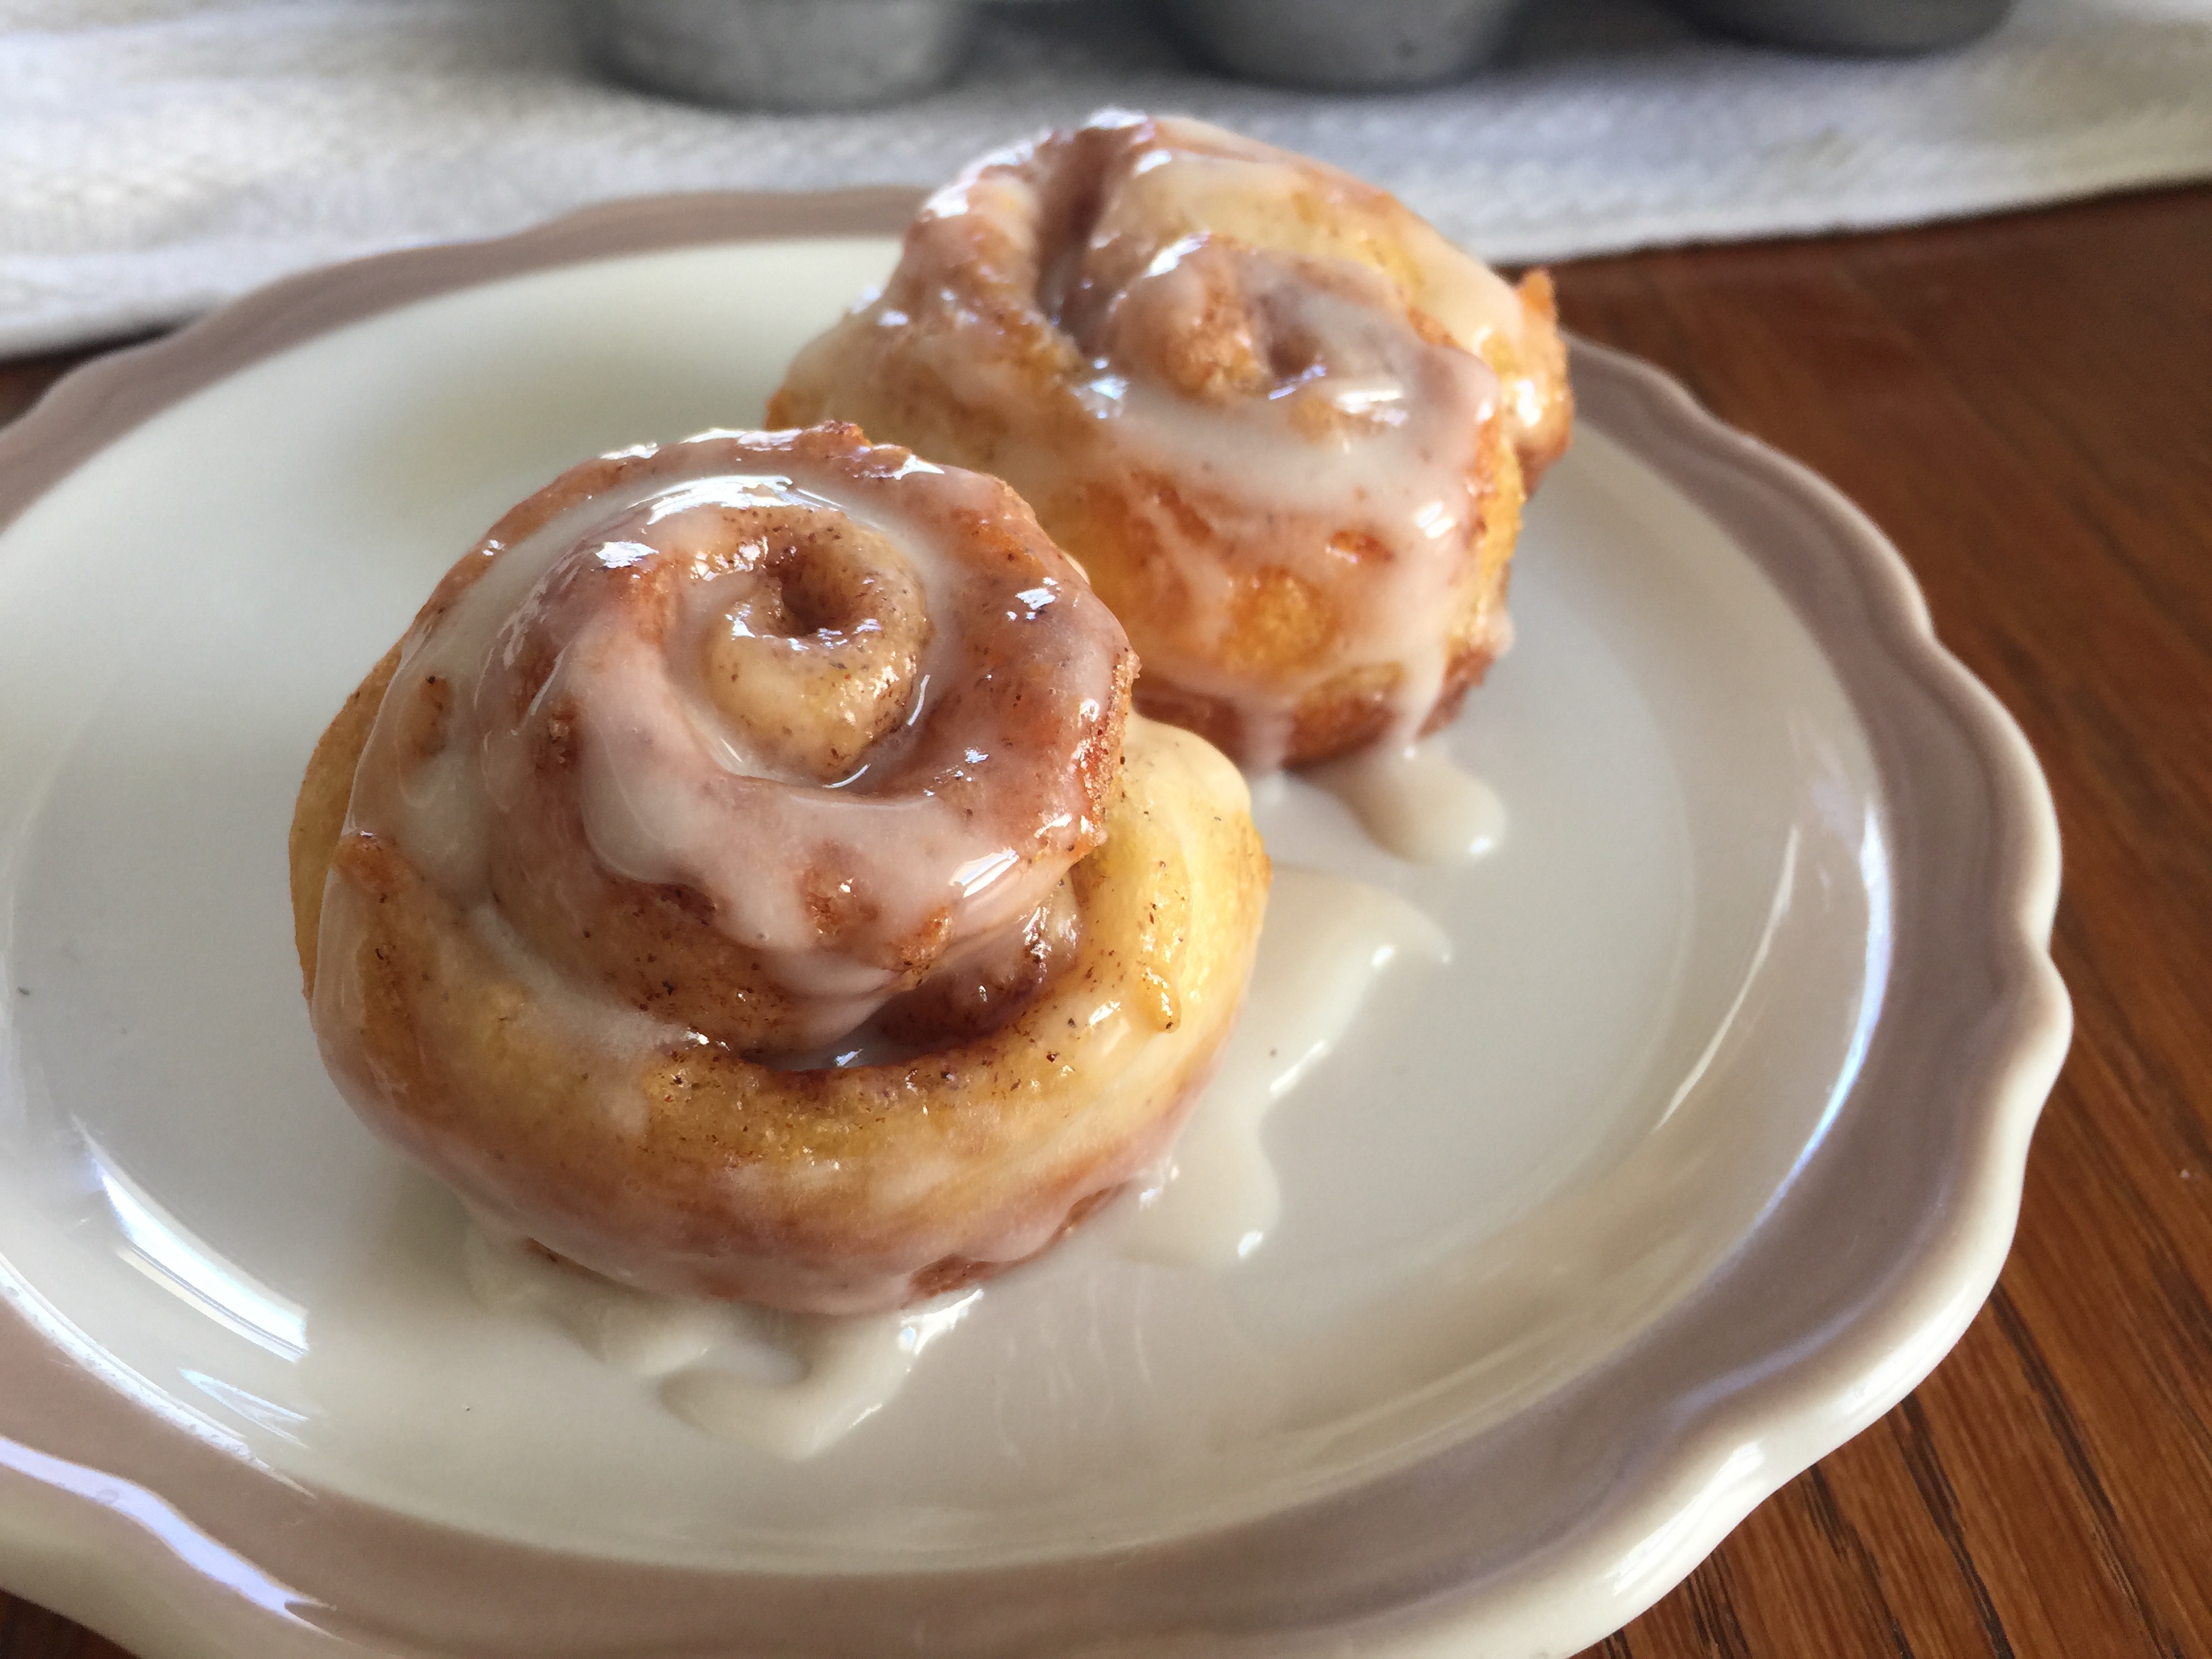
[0,196,2068,1658]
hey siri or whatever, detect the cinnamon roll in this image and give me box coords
[289,424,1269,1315]
[769,112,1573,771]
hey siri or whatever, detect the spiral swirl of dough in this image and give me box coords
[290,424,1268,1312]
[771,112,1573,771]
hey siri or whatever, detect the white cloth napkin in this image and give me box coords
[2,0,2209,354]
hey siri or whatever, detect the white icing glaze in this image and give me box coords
[1094,119,1533,361]
[327,430,1128,1056]
[660,1294,977,1460]
[1124,865,1451,1267]
[464,1221,724,1376]
[1110,115,1551,454]
[1069,239,1500,766]
[463,1222,979,1460]
[1307,739,1508,865]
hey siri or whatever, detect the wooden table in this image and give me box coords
[3,182,2208,1659]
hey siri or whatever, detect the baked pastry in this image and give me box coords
[769,112,1572,771]
[289,424,1268,1315]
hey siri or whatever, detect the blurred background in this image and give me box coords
[2,0,2209,362]
[577,0,2024,110]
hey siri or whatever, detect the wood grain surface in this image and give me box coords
[3,182,2208,1659]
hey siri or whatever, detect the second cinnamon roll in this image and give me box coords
[289,424,1269,1314]
[770,112,1573,771]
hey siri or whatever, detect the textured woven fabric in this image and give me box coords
[2,0,2208,353]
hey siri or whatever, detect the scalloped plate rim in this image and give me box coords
[0,191,2069,1659]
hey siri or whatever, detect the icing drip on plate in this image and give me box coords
[1122,866,1452,1267]
[463,1223,979,1460]
[1307,738,1508,864]
[455,863,1455,1450]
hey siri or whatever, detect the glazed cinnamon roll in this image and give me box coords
[289,424,1268,1314]
[769,112,1573,771]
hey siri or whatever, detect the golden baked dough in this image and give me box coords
[291,424,1268,1315]
[770,112,1573,770]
